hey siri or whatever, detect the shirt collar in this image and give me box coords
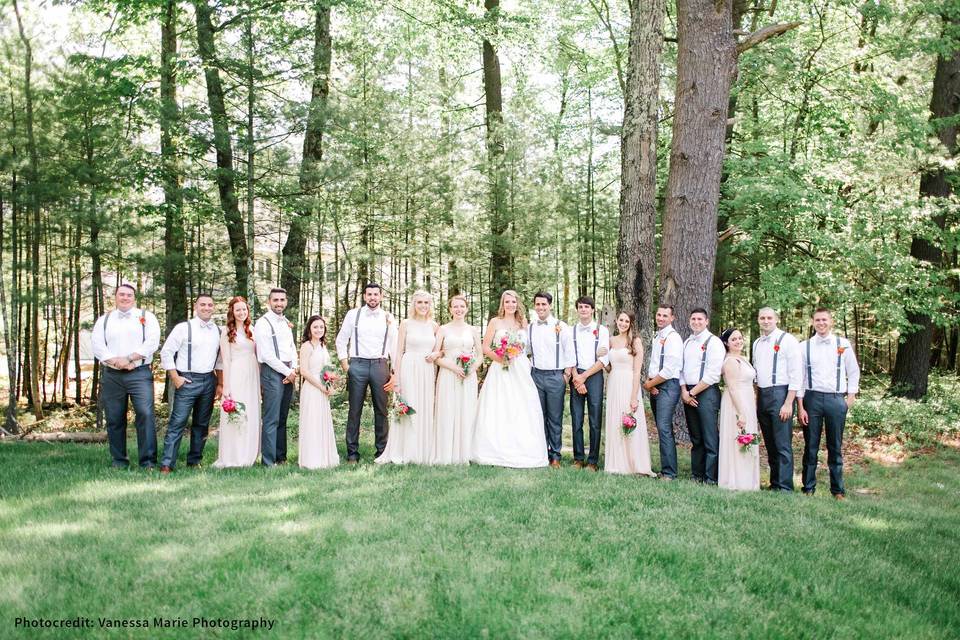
[577,321,595,331]
[690,330,709,341]
[116,308,136,319]
[657,326,674,338]
[269,311,286,323]
[193,317,216,330]
[816,332,835,344]
[759,328,781,342]
[535,315,555,326]
[362,305,382,317]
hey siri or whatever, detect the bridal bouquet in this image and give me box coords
[456,352,476,379]
[621,412,639,437]
[736,423,760,451]
[319,364,342,392]
[392,393,417,419]
[493,332,524,370]
[221,397,247,426]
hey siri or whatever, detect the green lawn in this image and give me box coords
[1,428,958,640]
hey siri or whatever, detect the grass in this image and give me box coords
[1,421,959,639]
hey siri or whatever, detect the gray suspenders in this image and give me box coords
[658,328,674,372]
[698,335,714,382]
[752,332,787,385]
[805,336,843,392]
[353,308,389,358]
[268,318,280,359]
[102,309,146,347]
[529,321,561,369]
[573,324,599,370]
[184,320,219,372]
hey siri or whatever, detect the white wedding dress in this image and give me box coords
[472,328,548,468]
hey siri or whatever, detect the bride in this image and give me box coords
[472,290,548,468]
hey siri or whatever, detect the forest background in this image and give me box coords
[0,0,958,433]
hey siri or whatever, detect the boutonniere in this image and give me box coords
[837,346,846,355]
[554,324,562,335]
[592,328,599,337]
[659,339,666,346]
[139,315,146,326]
[773,344,780,352]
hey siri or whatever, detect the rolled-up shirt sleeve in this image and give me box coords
[254,317,292,377]
[786,334,803,392]
[335,309,356,361]
[845,340,861,395]
[91,315,112,362]
[561,325,576,369]
[140,312,161,362]
[159,323,185,371]
[598,327,611,366]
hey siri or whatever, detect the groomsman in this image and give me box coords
[642,304,684,479]
[752,307,802,491]
[254,288,298,466]
[91,284,161,469]
[159,294,222,473]
[797,308,860,499]
[680,308,725,484]
[567,296,610,471]
[528,292,575,468]
[336,283,398,463]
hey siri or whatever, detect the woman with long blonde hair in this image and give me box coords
[376,290,439,464]
[471,289,548,468]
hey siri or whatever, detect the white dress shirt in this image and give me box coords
[335,305,399,362]
[752,328,802,390]
[91,307,161,368]
[571,321,610,370]
[798,333,861,398]
[647,325,683,381]
[527,316,575,371]
[680,330,725,387]
[160,318,223,373]
[254,312,298,376]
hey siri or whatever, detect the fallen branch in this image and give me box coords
[21,431,106,443]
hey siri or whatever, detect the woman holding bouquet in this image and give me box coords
[213,297,261,468]
[432,295,482,464]
[717,328,760,490]
[297,316,340,469]
[603,312,655,476]
[472,290,548,468]
[376,291,439,464]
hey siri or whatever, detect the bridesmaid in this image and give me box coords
[603,312,655,476]
[717,328,761,491]
[376,290,439,464]
[432,294,482,464]
[297,315,340,469]
[213,297,261,468]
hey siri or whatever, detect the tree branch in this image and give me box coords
[737,22,801,55]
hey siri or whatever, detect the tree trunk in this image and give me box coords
[282,1,332,324]
[483,0,510,313]
[161,0,187,334]
[891,14,960,398]
[615,0,663,334]
[659,0,736,328]
[194,0,249,296]
[12,0,43,420]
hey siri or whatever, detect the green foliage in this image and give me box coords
[850,373,960,447]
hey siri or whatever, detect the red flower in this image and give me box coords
[592,329,599,337]
[773,345,780,352]
[837,346,846,355]
[701,343,707,352]
[139,316,146,326]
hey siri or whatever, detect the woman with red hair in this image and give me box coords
[213,296,261,467]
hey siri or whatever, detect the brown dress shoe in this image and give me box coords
[160,466,172,474]
[549,460,561,469]
[586,463,598,472]
[346,458,359,465]
[572,461,585,469]
[834,494,846,501]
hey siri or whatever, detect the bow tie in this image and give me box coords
[118,311,132,319]
[817,336,833,344]
[578,325,593,332]
[537,320,549,326]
